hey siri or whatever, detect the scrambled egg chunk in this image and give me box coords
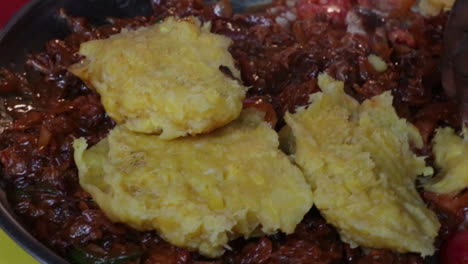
[74,110,313,257]
[284,74,439,256]
[425,127,468,194]
[418,0,454,16]
[69,17,246,139]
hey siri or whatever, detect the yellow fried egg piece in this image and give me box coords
[418,0,454,16]
[74,110,313,257]
[69,17,246,139]
[284,73,439,256]
[425,127,468,194]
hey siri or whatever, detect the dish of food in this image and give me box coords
[0,0,467,264]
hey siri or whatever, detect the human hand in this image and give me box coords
[442,0,468,125]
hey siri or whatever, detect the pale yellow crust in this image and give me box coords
[74,110,313,257]
[69,17,246,139]
[284,73,439,256]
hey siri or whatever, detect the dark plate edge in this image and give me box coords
[0,1,70,262]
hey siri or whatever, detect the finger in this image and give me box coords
[452,35,468,124]
[445,0,468,42]
[442,0,468,99]
[457,87,468,125]
[448,0,468,30]
[442,54,456,98]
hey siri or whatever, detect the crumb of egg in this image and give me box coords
[368,54,388,73]
[425,127,468,194]
[417,0,455,16]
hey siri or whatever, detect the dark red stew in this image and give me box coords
[0,0,467,263]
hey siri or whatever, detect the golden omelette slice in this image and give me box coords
[425,127,468,194]
[73,110,313,257]
[69,17,246,139]
[283,73,439,256]
[418,0,454,16]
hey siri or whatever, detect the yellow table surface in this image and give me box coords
[0,229,38,264]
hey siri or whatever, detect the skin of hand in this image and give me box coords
[442,0,468,125]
